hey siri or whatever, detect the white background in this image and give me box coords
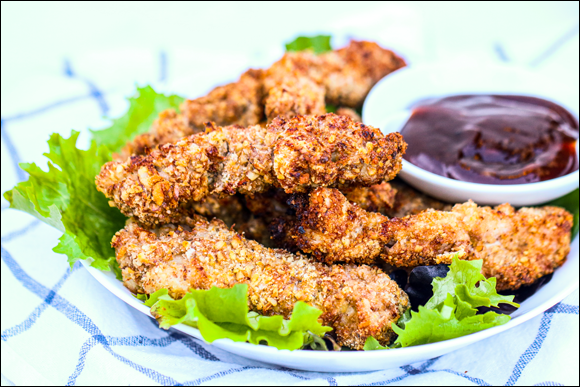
[1,1,579,385]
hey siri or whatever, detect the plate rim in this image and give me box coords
[81,235,579,364]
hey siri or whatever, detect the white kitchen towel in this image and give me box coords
[1,3,579,385]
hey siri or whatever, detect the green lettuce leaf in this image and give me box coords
[363,336,389,351]
[91,85,184,152]
[285,35,332,54]
[365,255,519,349]
[3,87,184,276]
[392,293,511,347]
[391,256,518,347]
[325,104,337,113]
[142,284,332,351]
[541,188,579,238]
[425,258,518,310]
[3,132,126,273]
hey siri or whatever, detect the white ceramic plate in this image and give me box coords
[82,234,578,372]
[83,63,579,372]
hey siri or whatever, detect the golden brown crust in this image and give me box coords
[97,123,274,225]
[282,188,473,266]
[118,109,194,161]
[285,189,573,290]
[323,40,406,107]
[452,201,573,290]
[263,76,326,121]
[271,115,406,192]
[120,69,264,160]
[386,179,452,218]
[266,41,406,109]
[335,107,362,123]
[181,68,265,130]
[120,41,405,158]
[96,114,406,225]
[113,215,409,349]
[342,182,397,214]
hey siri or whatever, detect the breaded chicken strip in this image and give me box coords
[324,40,406,107]
[120,69,264,159]
[245,182,398,223]
[280,188,473,266]
[386,179,452,218]
[453,201,572,291]
[263,76,326,120]
[96,114,406,225]
[120,41,404,159]
[113,215,410,349]
[181,68,265,130]
[267,41,406,109]
[335,107,362,123]
[342,182,398,214]
[248,183,397,250]
[285,188,573,290]
[118,109,194,161]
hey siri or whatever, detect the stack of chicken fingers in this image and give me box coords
[96,40,573,350]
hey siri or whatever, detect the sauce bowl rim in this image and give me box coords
[363,63,580,204]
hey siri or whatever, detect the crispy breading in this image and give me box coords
[263,76,326,121]
[283,188,573,290]
[181,68,265,130]
[96,114,406,225]
[112,215,410,349]
[266,41,406,108]
[324,40,406,107]
[257,184,397,250]
[342,182,397,214]
[453,201,573,291]
[282,188,473,266]
[335,107,362,122]
[264,50,328,90]
[119,41,404,158]
[246,183,396,220]
[118,109,194,161]
[120,69,264,159]
[386,178,452,218]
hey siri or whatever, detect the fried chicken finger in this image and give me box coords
[453,201,572,291]
[285,187,573,290]
[96,114,406,226]
[281,187,473,266]
[113,215,410,350]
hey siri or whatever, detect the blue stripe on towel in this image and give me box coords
[64,59,109,116]
[1,245,179,386]
[1,263,78,341]
[1,119,27,182]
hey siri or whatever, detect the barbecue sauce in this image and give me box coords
[400,95,579,184]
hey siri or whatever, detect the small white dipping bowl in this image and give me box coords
[363,63,579,206]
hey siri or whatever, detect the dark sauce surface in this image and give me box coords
[400,95,579,184]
